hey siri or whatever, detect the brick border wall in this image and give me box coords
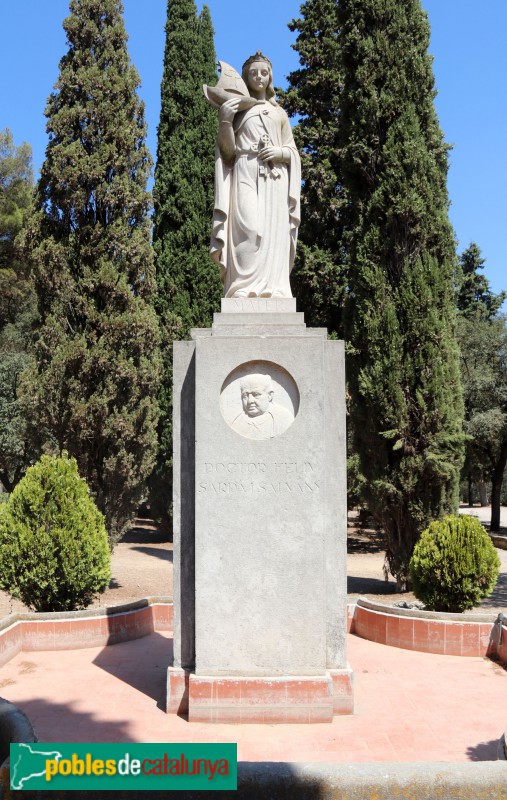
[351,598,506,660]
[0,598,173,665]
[490,533,507,550]
[0,596,504,664]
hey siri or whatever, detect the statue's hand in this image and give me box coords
[220,97,241,122]
[258,146,284,163]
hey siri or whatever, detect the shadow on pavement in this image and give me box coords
[120,523,171,546]
[347,534,385,554]
[480,570,507,608]
[131,546,173,563]
[7,698,137,743]
[466,738,501,761]
[347,575,397,594]
[93,633,173,707]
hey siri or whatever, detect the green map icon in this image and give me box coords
[11,742,63,790]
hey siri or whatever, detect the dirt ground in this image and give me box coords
[346,508,507,614]
[0,507,505,617]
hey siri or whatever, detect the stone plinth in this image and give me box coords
[169,304,352,721]
[167,666,353,724]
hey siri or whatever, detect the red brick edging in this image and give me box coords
[167,665,355,723]
[1,596,505,667]
[349,598,507,661]
[0,597,173,667]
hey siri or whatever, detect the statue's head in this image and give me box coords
[242,51,275,100]
[240,374,274,417]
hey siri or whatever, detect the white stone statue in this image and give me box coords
[204,53,301,299]
[231,374,294,440]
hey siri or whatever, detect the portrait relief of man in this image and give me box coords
[231,373,294,440]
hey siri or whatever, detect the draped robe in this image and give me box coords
[210,100,301,298]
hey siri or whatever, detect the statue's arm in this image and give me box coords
[259,146,290,164]
[258,108,297,165]
[217,98,241,163]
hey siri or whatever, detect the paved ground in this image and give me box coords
[1,631,506,762]
[0,504,505,763]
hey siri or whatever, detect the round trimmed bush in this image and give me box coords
[0,454,111,611]
[409,514,501,612]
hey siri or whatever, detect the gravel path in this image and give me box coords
[347,506,507,614]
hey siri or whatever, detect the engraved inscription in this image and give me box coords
[205,461,266,474]
[198,461,318,495]
[204,461,314,475]
[223,297,296,313]
[197,479,319,495]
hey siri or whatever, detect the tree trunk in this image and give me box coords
[0,473,13,494]
[490,439,507,532]
[468,473,473,506]
[478,480,488,506]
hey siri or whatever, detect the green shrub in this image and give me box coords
[0,454,111,611]
[409,514,500,612]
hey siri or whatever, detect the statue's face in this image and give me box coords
[247,61,270,95]
[241,379,272,417]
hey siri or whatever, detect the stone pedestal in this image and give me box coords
[168,300,353,722]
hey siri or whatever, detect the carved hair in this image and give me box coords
[240,374,273,393]
[241,51,276,101]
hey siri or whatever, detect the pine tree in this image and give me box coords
[22,0,161,546]
[456,242,506,321]
[280,0,347,334]
[150,0,220,523]
[340,0,464,588]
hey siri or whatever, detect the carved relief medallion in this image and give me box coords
[220,361,299,440]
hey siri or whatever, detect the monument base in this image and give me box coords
[166,666,353,723]
[171,308,353,724]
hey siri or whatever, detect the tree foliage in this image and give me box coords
[456,242,506,321]
[0,130,38,493]
[280,0,346,334]
[410,514,500,612]
[150,0,220,522]
[458,312,507,531]
[0,453,111,611]
[455,243,507,530]
[0,129,33,318]
[21,0,161,546]
[340,0,464,587]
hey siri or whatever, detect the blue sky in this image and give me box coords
[2,1,506,302]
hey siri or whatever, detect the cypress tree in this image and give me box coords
[0,130,33,301]
[339,0,464,588]
[151,0,220,523]
[22,0,161,546]
[280,0,346,334]
[0,130,37,492]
